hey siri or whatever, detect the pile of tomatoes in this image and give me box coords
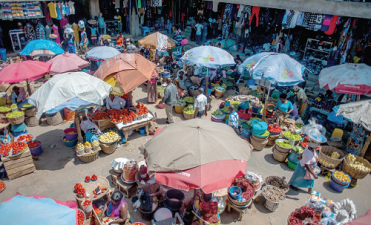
[77,210,85,225]
[0,144,12,157]
[237,110,252,120]
[0,180,5,191]
[92,112,109,121]
[74,183,85,195]
[82,199,91,207]
[85,176,90,182]
[268,124,281,133]
[28,141,41,149]
[0,142,27,156]
[110,115,123,123]
[91,174,97,181]
[17,134,33,142]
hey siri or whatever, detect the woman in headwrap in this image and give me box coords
[293,86,308,118]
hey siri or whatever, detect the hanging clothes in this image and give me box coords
[55,3,62,20]
[42,2,52,21]
[52,25,60,43]
[65,2,70,15]
[324,15,339,35]
[72,23,79,43]
[320,15,332,32]
[25,24,36,42]
[60,16,68,28]
[296,12,305,26]
[302,12,311,27]
[45,25,51,40]
[68,1,75,15]
[249,6,260,27]
[47,2,57,19]
[308,13,325,31]
[345,125,365,156]
[289,10,300,29]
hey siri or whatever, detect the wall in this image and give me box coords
[211,0,371,19]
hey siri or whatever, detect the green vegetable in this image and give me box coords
[6,111,24,118]
[157,86,166,92]
[292,146,304,154]
[176,100,186,107]
[296,123,304,128]
[0,106,11,112]
[212,109,224,116]
[220,106,237,113]
[251,92,262,99]
[229,101,240,107]
[183,105,195,114]
[283,131,302,141]
[277,140,293,148]
[184,97,195,103]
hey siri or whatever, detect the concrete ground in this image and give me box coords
[1,86,371,225]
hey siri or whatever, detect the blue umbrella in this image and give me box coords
[43,97,97,114]
[20,40,64,56]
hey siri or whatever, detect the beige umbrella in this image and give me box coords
[141,119,252,172]
[138,32,176,49]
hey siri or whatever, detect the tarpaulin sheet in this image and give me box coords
[0,196,76,225]
[45,97,96,114]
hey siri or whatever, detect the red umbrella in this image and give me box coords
[155,159,247,193]
[47,53,89,75]
[0,60,51,83]
[345,210,371,225]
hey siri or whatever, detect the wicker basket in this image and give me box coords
[7,114,25,125]
[24,107,37,117]
[135,173,161,195]
[100,140,118,154]
[228,195,252,207]
[25,116,39,127]
[250,134,268,151]
[318,146,345,169]
[175,105,185,114]
[267,134,280,146]
[239,86,251,95]
[46,111,63,126]
[183,111,194,120]
[265,176,289,193]
[77,149,99,163]
[274,143,292,154]
[342,155,371,179]
[215,89,225,98]
[273,147,289,162]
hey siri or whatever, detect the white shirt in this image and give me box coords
[80,119,101,133]
[300,146,318,167]
[194,94,207,111]
[195,24,203,35]
[106,96,126,110]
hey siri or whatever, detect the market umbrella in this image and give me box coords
[336,100,371,131]
[180,46,235,69]
[319,63,371,95]
[345,210,371,225]
[47,53,89,75]
[85,46,121,61]
[141,119,252,172]
[94,53,156,94]
[0,60,51,83]
[20,40,64,56]
[238,52,305,86]
[138,32,176,49]
[30,72,112,119]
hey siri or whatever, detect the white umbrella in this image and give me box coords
[180,46,235,68]
[30,72,112,119]
[85,46,121,61]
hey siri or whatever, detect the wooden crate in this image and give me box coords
[2,149,36,180]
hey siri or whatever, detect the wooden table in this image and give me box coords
[2,149,36,180]
[226,199,252,221]
[109,171,137,198]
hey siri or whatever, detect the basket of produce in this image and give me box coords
[219,105,237,120]
[251,119,267,135]
[215,87,226,98]
[332,170,351,186]
[288,146,303,164]
[342,153,371,179]
[268,124,281,136]
[46,111,63,126]
[283,131,302,145]
[288,206,320,225]
[99,131,119,154]
[28,140,42,157]
[251,102,263,114]
[250,134,268,151]
[251,92,262,100]
[156,100,165,109]
[92,112,110,126]
[237,110,252,122]
[183,105,195,120]
[16,134,33,143]
[330,177,349,193]
[253,130,270,138]
[318,146,345,169]
[265,176,289,193]
[228,177,255,206]
[275,139,293,153]
[77,208,86,225]
[77,149,100,163]
[183,96,195,105]
[64,128,78,141]
[211,109,225,122]
[261,185,285,212]
[6,111,24,125]
[273,146,289,162]
[175,100,186,114]
[0,106,11,114]
[92,140,100,151]
[63,136,78,147]
[267,134,280,146]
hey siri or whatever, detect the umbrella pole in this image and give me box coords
[75,114,83,143]
[205,68,209,99]
[26,79,32,96]
[263,82,271,122]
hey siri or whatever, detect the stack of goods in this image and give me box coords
[229,177,255,206]
[342,153,371,181]
[330,171,351,193]
[92,112,110,130]
[318,146,345,169]
[265,176,289,193]
[183,105,195,120]
[63,128,78,147]
[77,209,85,225]
[288,146,304,170]
[6,110,25,125]
[211,109,225,122]
[184,96,195,105]
[283,131,302,144]
[175,100,186,114]
[76,141,100,163]
[237,109,252,122]
[261,185,285,212]
[273,139,292,162]
[267,124,281,146]
[99,131,119,154]
[136,102,149,119]
[214,87,226,98]
[250,119,269,151]
[92,140,100,150]
[92,112,109,121]
[74,183,86,198]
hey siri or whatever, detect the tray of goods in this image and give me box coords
[0,180,6,193]
[268,124,281,135]
[0,106,11,113]
[17,134,33,143]
[92,112,109,121]
[264,176,289,193]
[261,185,285,203]
[275,139,293,150]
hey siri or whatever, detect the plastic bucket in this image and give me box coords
[64,128,78,141]
[330,177,349,193]
[139,127,145,135]
[12,130,28,138]
[247,80,255,86]
[0,48,6,61]
[288,151,301,164]
[165,189,185,209]
[287,159,297,170]
[63,136,78,147]
[228,186,241,200]
[29,140,43,156]
[252,105,262,114]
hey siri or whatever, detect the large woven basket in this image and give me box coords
[100,139,118,154]
[24,107,37,117]
[318,146,345,169]
[25,116,39,127]
[7,114,25,125]
[46,111,63,126]
[77,149,100,163]
[265,176,289,193]
[342,155,371,179]
[273,147,289,162]
[267,134,280,146]
[135,173,161,195]
[250,134,268,151]
[175,105,185,114]
[183,111,194,120]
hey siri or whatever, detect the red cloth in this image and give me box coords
[324,15,339,35]
[249,6,260,27]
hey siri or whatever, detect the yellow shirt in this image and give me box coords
[48,3,57,19]
[117,15,122,23]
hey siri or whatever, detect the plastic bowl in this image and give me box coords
[229,186,241,200]
[157,100,165,109]
[62,136,78,147]
[28,140,42,157]
[330,177,349,193]
[64,128,78,141]
[331,171,351,186]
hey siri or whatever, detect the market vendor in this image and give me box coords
[293,86,308,118]
[80,111,102,141]
[115,33,124,47]
[288,141,319,194]
[0,127,14,145]
[273,93,293,125]
[106,94,126,110]
[100,191,130,225]
[11,86,26,104]
[176,70,188,98]
[194,192,220,224]
[194,88,207,118]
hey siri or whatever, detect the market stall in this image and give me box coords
[20,40,65,58]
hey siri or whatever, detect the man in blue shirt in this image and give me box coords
[273,93,293,125]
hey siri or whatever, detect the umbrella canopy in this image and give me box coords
[141,119,252,172]
[85,46,121,61]
[336,100,371,131]
[155,159,247,193]
[47,53,89,75]
[138,32,176,49]
[41,97,96,114]
[319,63,371,95]
[345,210,371,225]
[30,72,112,119]
[0,60,51,83]
[20,40,64,56]
[239,52,305,86]
[94,53,156,94]
[181,46,235,68]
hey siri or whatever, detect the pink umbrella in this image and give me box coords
[0,60,51,83]
[47,53,89,75]
[345,210,371,225]
[155,159,247,193]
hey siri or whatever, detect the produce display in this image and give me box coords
[215,87,226,92]
[289,206,319,225]
[256,130,269,137]
[91,174,98,181]
[17,134,33,142]
[220,106,237,113]
[21,103,33,108]
[10,103,17,109]
[0,142,27,157]
[6,111,24,118]
[233,177,254,202]
[74,183,85,195]
[268,124,281,133]
[184,96,195,103]
[276,140,293,149]
[333,171,350,183]
[251,92,262,99]
[110,114,123,123]
[99,131,119,143]
[84,142,91,148]
[283,131,301,141]
[28,141,40,149]
[300,136,309,148]
[214,83,227,89]
[157,86,166,93]
[92,112,109,120]
[0,144,11,157]
[0,180,5,192]
[77,210,85,225]
[85,176,90,182]
[82,199,91,207]
[77,143,84,150]
[92,140,99,146]
[347,153,371,173]
[262,186,285,202]
[292,146,304,154]
[265,177,289,193]
[212,109,224,116]
[331,152,340,159]
[348,153,356,163]
[175,100,186,107]
[237,110,252,119]
[183,105,195,114]
[0,106,11,112]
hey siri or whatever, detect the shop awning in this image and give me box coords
[211,0,371,19]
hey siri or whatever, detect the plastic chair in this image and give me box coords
[140,26,150,37]
[165,21,173,34]
[151,212,184,225]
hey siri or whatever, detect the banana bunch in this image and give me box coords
[333,171,350,182]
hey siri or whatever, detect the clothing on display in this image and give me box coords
[72,23,79,43]
[0,1,43,20]
[52,25,60,43]
[68,1,75,15]
[48,2,57,19]
[25,23,35,42]
[45,25,52,40]
[55,2,61,20]
[35,24,45,40]
[249,6,260,27]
